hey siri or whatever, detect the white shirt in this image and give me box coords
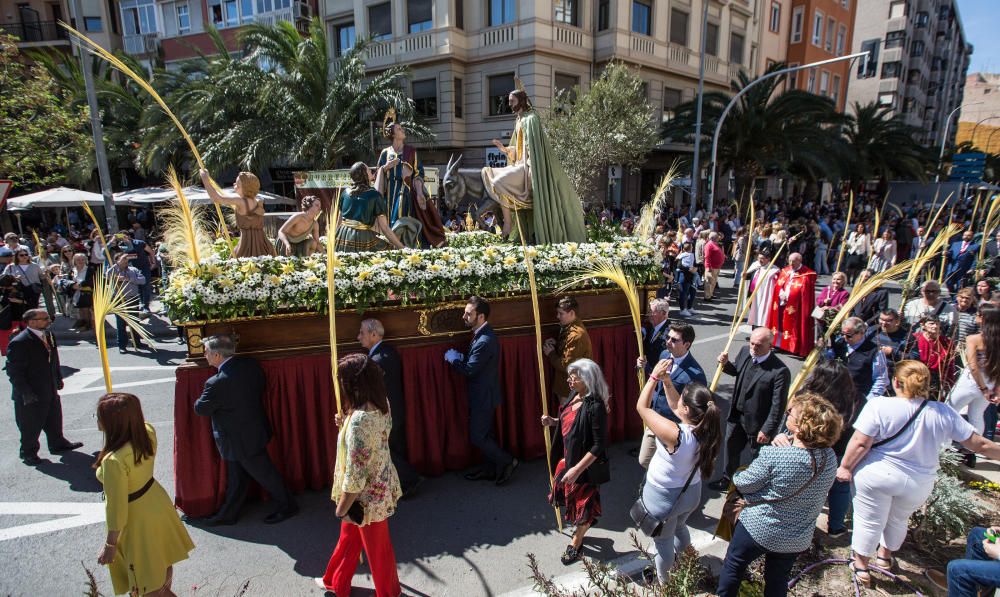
[368,340,383,356]
[27,327,47,342]
[647,423,701,489]
[854,397,975,478]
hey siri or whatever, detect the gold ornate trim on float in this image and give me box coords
[416,301,468,336]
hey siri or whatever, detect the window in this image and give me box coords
[488,73,514,116]
[555,0,578,26]
[790,6,803,43]
[175,4,189,32]
[888,0,906,19]
[670,8,688,45]
[807,69,816,93]
[729,32,744,65]
[832,74,841,104]
[662,87,682,122]
[256,0,292,14]
[907,68,920,83]
[334,22,355,56]
[878,92,894,106]
[938,5,949,19]
[488,0,514,26]
[240,0,252,23]
[769,2,780,33]
[554,72,579,102]
[836,24,846,55]
[408,0,432,33]
[825,17,835,52]
[412,79,437,118]
[915,11,928,27]
[911,40,924,57]
[811,10,823,47]
[881,61,901,79]
[841,0,848,8]
[84,16,103,31]
[858,39,880,78]
[902,97,915,113]
[705,22,719,56]
[885,30,905,49]
[455,0,462,29]
[632,0,651,36]
[819,70,830,96]
[597,0,609,30]
[454,77,463,118]
[369,3,391,40]
[788,63,799,89]
[121,0,157,34]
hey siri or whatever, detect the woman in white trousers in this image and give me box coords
[837,360,1000,587]
[947,304,999,435]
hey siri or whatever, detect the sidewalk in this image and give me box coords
[47,305,179,343]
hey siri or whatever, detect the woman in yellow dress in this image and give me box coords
[95,393,195,596]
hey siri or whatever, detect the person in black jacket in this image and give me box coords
[541,358,609,565]
[850,269,889,327]
[446,296,517,485]
[709,327,790,490]
[358,318,424,496]
[193,334,297,525]
[6,308,82,464]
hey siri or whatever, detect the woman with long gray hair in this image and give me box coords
[541,358,610,565]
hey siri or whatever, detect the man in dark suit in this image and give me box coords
[194,334,297,525]
[709,327,790,490]
[6,309,82,465]
[637,322,707,468]
[980,230,1000,279]
[638,298,671,378]
[850,269,889,326]
[945,229,979,292]
[358,318,424,496]
[445,296,518,485]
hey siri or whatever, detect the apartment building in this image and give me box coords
[321,0,761,207]
[1,0,121,53]
[956,73,1000,153]
[846,0,972,148]
[783,0,857,112]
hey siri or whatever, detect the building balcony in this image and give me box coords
[123,32,159,56]
[253,1,311,29]
[0,20,69,44]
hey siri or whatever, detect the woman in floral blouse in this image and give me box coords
[316,353,403,597]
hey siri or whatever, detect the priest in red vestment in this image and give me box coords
[769,252,817,357]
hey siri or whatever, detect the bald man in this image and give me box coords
[709,327,790,490]
[769,252,816,357]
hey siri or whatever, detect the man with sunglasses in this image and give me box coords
[6,308,82,465]
[825,317,888,405]
[636,323,706,468]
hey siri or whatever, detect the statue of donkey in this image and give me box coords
[440,154,505,232]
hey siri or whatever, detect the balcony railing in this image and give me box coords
[668,43,691,67]
[0,20,69,43]
[482,23,516,47]
[123,32,159,56]
[253,2,310,28]
[630,34,654,55]
[554,25,583,48]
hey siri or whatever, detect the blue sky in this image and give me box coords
[956,0,997,73]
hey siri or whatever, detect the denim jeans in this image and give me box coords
[641,479,702,581]
[716,521,799,597]
[115,315,129,350]
[826,479,851,533]
[814,248,829,275]
[947,527,1000,597]
[984,404,997,441]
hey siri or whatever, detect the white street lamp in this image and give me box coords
[936,102,982,183]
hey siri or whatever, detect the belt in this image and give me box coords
[128,477,156,502]
[340,219,374,231]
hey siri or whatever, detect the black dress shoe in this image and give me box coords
[463,468,493,481]
[22,455,42,466]
[707,477,731,492]
[495,458,519,486]
[50,441,83,453]
[264,505,299,524]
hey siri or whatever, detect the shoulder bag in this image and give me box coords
[872,399,928,448]
[629,465,698,537]
[716,449,827,541]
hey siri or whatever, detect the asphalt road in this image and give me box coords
[0,272,827,597]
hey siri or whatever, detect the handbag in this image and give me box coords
[629,466,698,537]
[585,454,611,485]
[810,306,827,320]
[715,450,827,541]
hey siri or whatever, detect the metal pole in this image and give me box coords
[706,51,869,214]
[970,115,1000,149]
[67,0,119,233]
[986,127,1000,154]
[689,0,712,221]
[936,101,981,183]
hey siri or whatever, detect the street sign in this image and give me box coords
[949,152,986,183]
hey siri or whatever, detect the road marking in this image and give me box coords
[0,502,105,541]
[61,377,177,396]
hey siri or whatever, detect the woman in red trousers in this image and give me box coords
[316,353,403,597]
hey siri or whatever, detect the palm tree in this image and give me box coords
[842,101,933,194]
[182,19,426,172]
[663,63,846,203]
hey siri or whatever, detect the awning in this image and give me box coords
[115,186,295,207]
[6,187,109,209]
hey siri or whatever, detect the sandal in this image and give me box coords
[874,555,897,571]
[560,545,581,565]
[849,562,872,587]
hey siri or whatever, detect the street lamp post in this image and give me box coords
[971,116,1000,149]
[705,51,869,213]
[689,0,713,220]
[986,127,1000,154]
[936,101,982,183]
